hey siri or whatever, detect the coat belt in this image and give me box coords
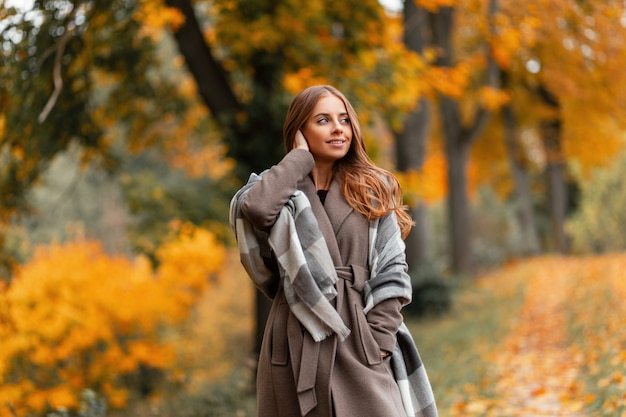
[335,264,368,291]
[288,264,370,416]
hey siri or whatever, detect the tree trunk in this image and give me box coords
[395,0,432,267]
[440,95,473,273]
[430,8,471,274]
[537,85,569,253]
[165,0,240,118]
[246,50,285,355]
[542,119,569,253]
[446,153,472,272]
[394,99,431,266]
[166,0,284,356]
[502,103,541,255]
[429,6,496,275]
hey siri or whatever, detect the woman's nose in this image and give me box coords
[332,120,343,132]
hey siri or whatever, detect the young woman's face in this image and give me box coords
[301,94,353,165]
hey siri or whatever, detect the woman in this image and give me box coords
[230,85,437,417]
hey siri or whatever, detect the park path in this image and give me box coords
[485,258,586,416]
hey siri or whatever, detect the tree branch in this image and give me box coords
[466,0,501,145]
[165,0,241,121]
[38,28,72,123]
[38,5,80,124]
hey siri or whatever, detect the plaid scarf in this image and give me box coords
[230,172,437,416]
[366,207,438,417]
[229,172,350,342]
[392,322,439,416]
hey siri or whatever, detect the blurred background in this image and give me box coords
[1,0,626,416]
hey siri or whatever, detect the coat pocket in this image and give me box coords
[354,304,382,366]
[270,301,289,366]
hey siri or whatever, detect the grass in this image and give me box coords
[406,268,526,414]
[109,370,257,417]
[112,254,626,416]
[113,258,527,417]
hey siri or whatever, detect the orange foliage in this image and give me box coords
[423,63,472,99]
[415,0,463,12]
[562,108,626,175]
[490,12,540,69]
[499,0,626,174]
[0,224,225,415]
[469,122,514,198]
[395,138,492,207]
[173,250,254,390]
[281,9,427,132]
[113,3,235,181]
[396,149,448,206]
[283,68,329,96]
[134,0,185,39]
[166,142,235,180]
[478,86,510,111]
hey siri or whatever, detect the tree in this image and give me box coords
[0,0,235,280]
[537,84,569,252]
[501,99,541,255]
[1,0,424,351]
[393,0,433,267]
[165,0,426,353]
[418,0,626,263]
[2,0,165,274]
[495,0,626,252]
[423,0,502,274]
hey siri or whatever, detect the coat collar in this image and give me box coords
[324,176,354,235]
[298,175,353,265]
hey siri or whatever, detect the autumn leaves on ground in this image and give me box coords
[417,255,626,417]
[2,241,626,417]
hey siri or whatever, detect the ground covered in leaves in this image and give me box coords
[119,253,626,416]
[412,254,626,416]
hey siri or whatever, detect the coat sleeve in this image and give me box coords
[240,149,315,230]
[367,298,404,353]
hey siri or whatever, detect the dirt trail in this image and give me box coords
[487,260,585,416]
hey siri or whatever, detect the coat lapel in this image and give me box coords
[324,178,354,236]
[299,177,343,266]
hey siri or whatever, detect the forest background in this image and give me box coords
[2,0,626,416]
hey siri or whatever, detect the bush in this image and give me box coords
[469,187,527,268]
[568,152,626,253]
[0,224,225,416]
[404,261,451,318]
[421,187,529,275]
[47,390,107,417]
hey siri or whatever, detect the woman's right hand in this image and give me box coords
[295,130,309,151]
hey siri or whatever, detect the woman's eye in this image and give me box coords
[317,118,328,124]
[341,118,350,124]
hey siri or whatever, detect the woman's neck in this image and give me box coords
[311,164,334,190]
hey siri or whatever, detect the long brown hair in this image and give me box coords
[283,85,414,239]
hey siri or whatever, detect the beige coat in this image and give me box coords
[241,149,408,417]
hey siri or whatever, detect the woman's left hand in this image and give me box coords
[295,130,309,151]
